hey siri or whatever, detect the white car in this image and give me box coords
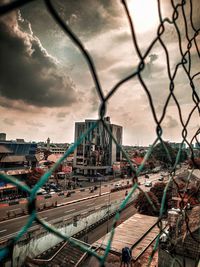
[49,189,56,195]
[37,188,47,195]
[114,183,121,188]
[145,181,152,187]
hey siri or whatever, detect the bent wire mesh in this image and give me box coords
[0,0,199,266]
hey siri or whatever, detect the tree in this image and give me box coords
[151,141,187,166]
[151,141,177,166]
[134,191,160,216]
[150,182,172,211]
[188,158,200,168]
[27,168,45,187]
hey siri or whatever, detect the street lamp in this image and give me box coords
[97,172,103,196]
[64,173,67,191]
[106,189,111,233]
[99,178,101,196]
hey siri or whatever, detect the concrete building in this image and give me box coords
[0,140,37,177]
[169,142,186,149]
[73,117,122,175]
[0,133,6,141]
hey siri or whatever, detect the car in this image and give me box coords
[145,174,149,178]
[145,181,152,187]
[49,189,56,195]
[37,188,46,195]
[114,183,121,188]
[55,188,62,192]
[158,176,164,181]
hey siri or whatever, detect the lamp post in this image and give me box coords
[99,178,101,196]
[106,188,111,233]
[64,173,67,191]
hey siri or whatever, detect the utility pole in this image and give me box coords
[107,189,111,233]
[99,178,101,196]
[64,173,66,191]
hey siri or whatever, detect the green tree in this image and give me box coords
[27,168,45,187]
[134,191,160,216]
[150,182,172,211]
[151,141,177,166]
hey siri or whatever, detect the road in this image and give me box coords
[0,173,163,219]
[0,171,167,242]
[0,188,133,241]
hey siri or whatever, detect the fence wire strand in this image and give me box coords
[0,0,199,266]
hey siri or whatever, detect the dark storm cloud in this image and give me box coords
[21,0,122,39]
[161,0,200,42]
[0,11,77,107]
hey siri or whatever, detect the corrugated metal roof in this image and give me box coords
[25,154,37,161]
[94,213,160,259]
[0,145,12,154]
[0,155,26,162]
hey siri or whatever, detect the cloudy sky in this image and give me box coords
[0,0,199,145]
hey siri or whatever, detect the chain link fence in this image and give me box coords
[0,0,199,266]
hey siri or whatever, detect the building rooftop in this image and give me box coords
[181,205,200,234]
[0,155,26,163]
[94,213,163,260]
[0,145,12,154]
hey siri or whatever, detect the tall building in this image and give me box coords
[73,117,122,175]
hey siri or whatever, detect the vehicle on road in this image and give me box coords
[152,167,161,173]
[49,189,56,195]
[145,181,152,187]
[114,183,121,188]
[37,188,47,195]
[145,174,149,179]
[158,176,164,181]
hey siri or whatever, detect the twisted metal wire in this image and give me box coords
[0,0,199,266]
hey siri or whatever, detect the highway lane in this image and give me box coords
[0,174,156,219]
[0,188,134,240]
[0,179,130,219]
[0,171,174,241]
[0,175,150,219]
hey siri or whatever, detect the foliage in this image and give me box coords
[150,182,172,211]
[134,191,160,216]
[188,158,200,168]
[151,141,187,166]
[27,168,45,187]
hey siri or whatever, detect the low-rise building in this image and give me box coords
[158,205,200,267]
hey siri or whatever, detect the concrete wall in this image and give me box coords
[158,248,199,267]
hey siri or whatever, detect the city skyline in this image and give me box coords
[0,0,199,146]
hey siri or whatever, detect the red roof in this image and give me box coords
[132,157,143,165]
